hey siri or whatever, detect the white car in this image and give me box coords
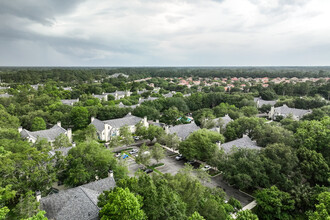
[175,154,183,160]
[202,165,211,171]
[129,149,139,154]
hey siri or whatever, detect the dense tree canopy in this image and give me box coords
[0,68,329,219]
[179,129,224,163]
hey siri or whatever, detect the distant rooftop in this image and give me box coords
[167,122,200,140]
[221,136,261,154]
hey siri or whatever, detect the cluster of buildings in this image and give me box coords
[17,98,313,220]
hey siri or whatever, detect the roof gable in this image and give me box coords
[40,177,115,220]
[221,136,261,154]
[103,115,143,128]
[21,125,67,142]
[274,105,311,117]
[168,122,200,140]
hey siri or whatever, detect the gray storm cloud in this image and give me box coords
[0,0,329,66]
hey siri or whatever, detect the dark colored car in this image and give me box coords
[144,169,153,174]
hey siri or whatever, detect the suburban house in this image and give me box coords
[61,98,79,106]
[109,73,129,78]
[48,146,74,157]
[137,89,148,95]
[149,119,165,128]
[31,84,43,90]
[253,97,277,108]
[91,113,149,142]
[219,135,261,154]
[163,91,176,98]
[165,122,200,141]
[19,122,72,144]
[107,90,131,100]
[139,96,159,104]
[62,87,72,91]
[92,93,109,102]
[118,102,140,109]
[0,93,13,98]
[39,172,116,220]
[209,114,233,133]
[268,104,312,120]
[0,86,10,90]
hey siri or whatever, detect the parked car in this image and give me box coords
[187,160,195,164]
[139,168,153,174]
[175,154,184,160]
[202,165,211,171]
[129,149,139,154]
[144,169,153,174]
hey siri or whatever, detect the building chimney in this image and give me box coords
[216,126,220,133]
[143,116,148,127]
[67,128,72,143]
[216,141,221,149]
[18,126,23,133]
[57,121,61,127]
[91,117,95,122]
[156,119,159,123]
[165,125,169,134]
[108,170,113,178]
[128,112,131,115]
[36,191,41,202]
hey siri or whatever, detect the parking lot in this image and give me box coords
[115,145,254,207]
[156,153,186,175]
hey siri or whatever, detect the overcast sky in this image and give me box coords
[0,0,330,66]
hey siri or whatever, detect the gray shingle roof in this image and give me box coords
[49,147,73,157]
[91,114,143,133]
[31,84,43,90]
[0,86,10,90]
[62,87,72,91]
[221,136,261,154]
[168,122,200,140]
[274,104,311,118]
[103,114,143,128]
[61,99,79,105]
[92,94,107,100]
[20,125,67,142]
[117,102,139,109]
[254,97,277,108]
[139,96,159,103]
[107,91,127,97]
[163,93,174,98]
[0,93,13,98]
[40,177,116,220]
[91,118,105,133]
[213,115,233,127]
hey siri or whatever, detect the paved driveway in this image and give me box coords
[156,155,186,175]
[203,175,254,207]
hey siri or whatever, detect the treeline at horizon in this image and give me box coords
[0,66,330,84]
